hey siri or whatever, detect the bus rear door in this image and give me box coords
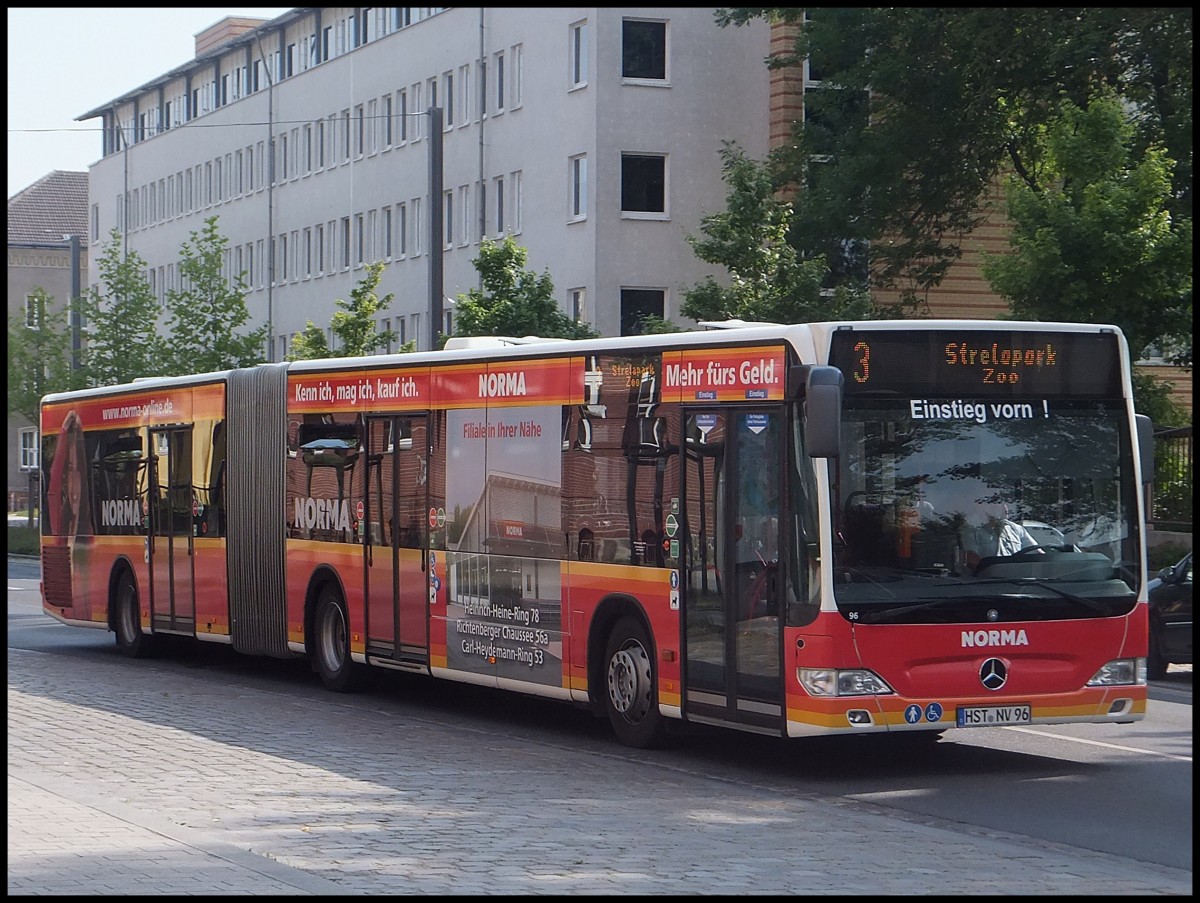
[148,425,195,633]
[681,407,785,733]
[364,414,429,666]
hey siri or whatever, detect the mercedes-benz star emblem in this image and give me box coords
[979,657,1008,691]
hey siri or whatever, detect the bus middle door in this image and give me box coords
[148,425,195,633]
[364,415,429,666]
[681,407,784,733]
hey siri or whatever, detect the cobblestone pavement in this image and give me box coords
[7,580,1192,895]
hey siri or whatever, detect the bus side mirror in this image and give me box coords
[802,365,842,459]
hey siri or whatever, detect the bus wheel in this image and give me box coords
[604,615,665,748]
[314,586,361,692]
[114,570,154,658]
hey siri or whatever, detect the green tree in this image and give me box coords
[329,261,398,356]
[7,288,80,421]
[286,320,331,361]
[717,8,1192,311]
[453,237,599,340]
[682,142,875,324]
[163,216,268,375]
[981,93,1192,421]
[79,228,164,386]
[287,262,398,361]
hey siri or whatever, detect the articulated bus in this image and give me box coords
[39,320,1155,747]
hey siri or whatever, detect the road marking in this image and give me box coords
[1003,726,1192,762]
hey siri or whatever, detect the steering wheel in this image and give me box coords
[1009,544,1050,558]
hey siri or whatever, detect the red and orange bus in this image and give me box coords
[39,319,1154,747]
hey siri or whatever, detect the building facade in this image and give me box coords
[77,7,771,357]
[7,171,89,509]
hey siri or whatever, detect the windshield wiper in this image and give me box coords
[854,597,977,624]
[976,579,1117,616]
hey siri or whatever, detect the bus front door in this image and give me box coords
[681,408,784,732]
[364,415,429,666]
[148,426,195,633]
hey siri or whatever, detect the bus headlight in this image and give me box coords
[1086,658,1145,687]
[797,668,894,697]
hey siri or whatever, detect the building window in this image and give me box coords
[622,19,667,81]
[316,224,325,273]
[280,233,289,280]
[341,216,351,268]
[511,44,523,107]
[459,64,471,125]
[383,94,393,147]
[570,288,586,321]
[458,185,470,246]
[512,170,523,233]
[570,21,588,88]
[383,207,392,257]
[397,202,407,256]
[19,428,39,471]
[342,109,351,162]
[444,189,454,249]
[494,176,505,235]
[494,51,505,113]
[303,227,313,276]
[412,197,422,256]
[355,214,365,264]
[444,71,454,127]
[620,288,665,336]
[24,293,40,329]
[354,104,365,157]
[570,155,587,220]
[398,89,408,142]
[621,154,666,214]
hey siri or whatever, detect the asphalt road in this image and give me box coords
[7,556,1192,895]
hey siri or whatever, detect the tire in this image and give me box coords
[314,585,363,692]
[114,570,155,658]
[603,615,665,748]
[1147,620,1168,680]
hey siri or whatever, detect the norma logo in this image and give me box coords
[500,521,524,538]
[479,371,527,398]
[961,628,1028,648]
[294,497,352,532]
[100,499,141,528]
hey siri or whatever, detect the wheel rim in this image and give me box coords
[608,639,652,723]
[319,602,346,673]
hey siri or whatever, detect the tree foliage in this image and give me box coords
[287,320,331,361]
[682,142,875,324]
[329,261,398,356]
[79,228,164,387]
[287,261,399,360]
[982,93,1192,370]
[452,237,599,340]
[163,216,268,375]
[717,8,1192,310]
[7,288,80,421]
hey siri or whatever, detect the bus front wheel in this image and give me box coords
[314,586,362,692]
[603,615,665,748]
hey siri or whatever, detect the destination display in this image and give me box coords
[828,329,1122,397]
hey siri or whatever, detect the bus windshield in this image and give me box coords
[831,399,1140,624]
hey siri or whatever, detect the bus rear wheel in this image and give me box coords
[114,570,155,658]
[604,615,665,748]
[314,586,362,692]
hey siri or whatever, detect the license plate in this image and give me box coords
[956,704,1031,727]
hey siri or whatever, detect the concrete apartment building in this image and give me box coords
[76,7,771,356]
